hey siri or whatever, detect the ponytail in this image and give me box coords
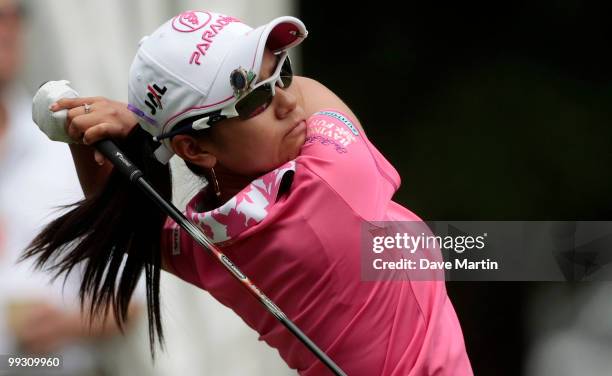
[21,126,171,356]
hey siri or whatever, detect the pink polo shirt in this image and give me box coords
[162,110,473,375]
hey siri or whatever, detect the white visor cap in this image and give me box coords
[127,10,308,164]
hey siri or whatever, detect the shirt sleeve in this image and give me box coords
[299,109,402,219]
[161,216,201,285]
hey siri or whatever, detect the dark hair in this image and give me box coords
[21,126,171,356]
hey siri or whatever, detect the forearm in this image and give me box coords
[69,144,113,198]
[69,302,144,340]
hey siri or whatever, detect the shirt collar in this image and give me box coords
[185,160,296,245]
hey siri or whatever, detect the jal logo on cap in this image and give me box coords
[144,84,167,115]
[172,11,212,33]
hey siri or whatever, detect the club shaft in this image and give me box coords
[95,140,347,376]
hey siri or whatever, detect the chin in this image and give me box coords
[290,141,305,160]
[295,131,307,151]
[280,133,307,163]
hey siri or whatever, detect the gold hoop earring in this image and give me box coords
[210,167,221,198]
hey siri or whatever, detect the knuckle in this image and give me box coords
[83,127,100,143]
[95,98,109,106]
[102,123,116,138]
[66,107,80,121]
[91,124,106,139]
[66,126,77,138]
[70,115,82,127]
[71,116,89,132]
[82,134,93,145]
[67,125,81,141]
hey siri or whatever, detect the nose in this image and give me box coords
[274,87,297,119]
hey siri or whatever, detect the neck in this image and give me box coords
[209,164,260,205]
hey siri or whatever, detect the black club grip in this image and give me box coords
[94,140,143,182]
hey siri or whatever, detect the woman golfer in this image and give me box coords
[26,10,473,375]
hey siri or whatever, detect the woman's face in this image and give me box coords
[197,49,308,176]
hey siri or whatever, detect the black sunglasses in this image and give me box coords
[234,52,293,120]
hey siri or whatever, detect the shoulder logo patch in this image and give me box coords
[316,111,359,136]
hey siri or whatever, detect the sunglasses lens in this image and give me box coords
[233,55,293,120]
[235,84,273,120]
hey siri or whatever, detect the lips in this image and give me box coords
[287,119,306,137]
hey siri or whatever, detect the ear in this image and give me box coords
[170,134,217,169]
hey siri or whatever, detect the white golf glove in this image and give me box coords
[32,80,79,143]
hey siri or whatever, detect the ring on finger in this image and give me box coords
[83,103,92,114]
